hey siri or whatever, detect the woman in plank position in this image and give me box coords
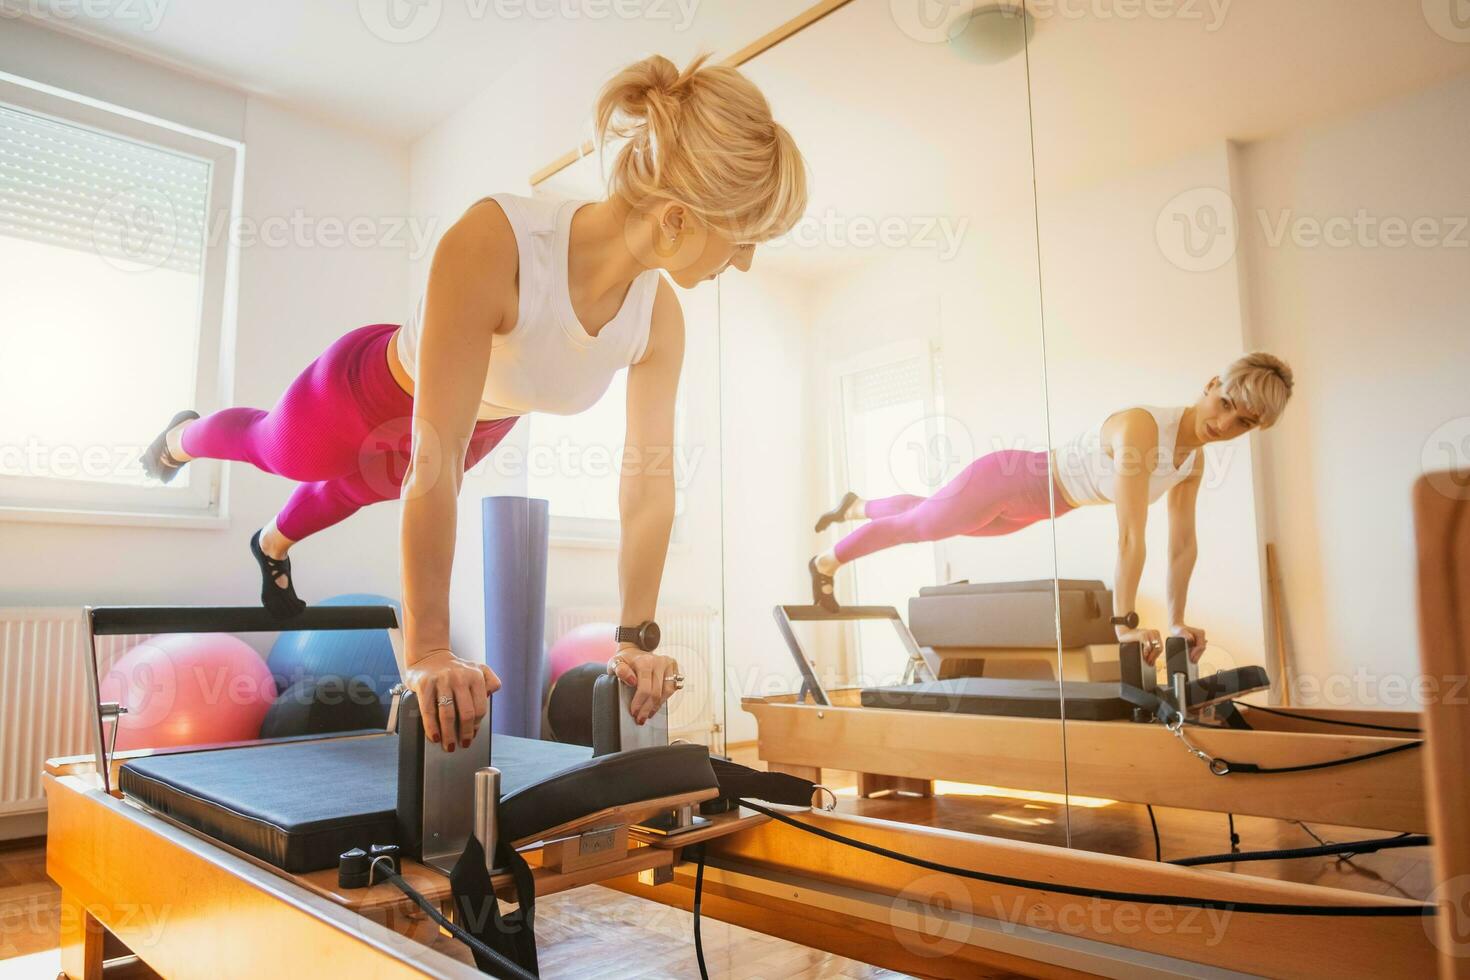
[139,54,808,748]
[809,353,1293,664]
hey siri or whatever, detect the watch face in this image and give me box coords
[643,622,661,650]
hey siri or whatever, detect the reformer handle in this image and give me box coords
[590,673,669,756]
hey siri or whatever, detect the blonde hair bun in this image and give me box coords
[595,54,808,244]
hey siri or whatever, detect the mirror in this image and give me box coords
[714,0,1068,843]
[1028,0,1470,878]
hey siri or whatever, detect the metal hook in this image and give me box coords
[1170,720,1227,775]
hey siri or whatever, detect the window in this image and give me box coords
[0,76,241,525]
[832,340,947,609]
[527,373,690,544]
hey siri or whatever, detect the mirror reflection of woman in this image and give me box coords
[810,353,1294,665]
[138,54,808,748]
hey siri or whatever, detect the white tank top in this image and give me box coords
[396,193,663,420]
[1052,405,1199,507]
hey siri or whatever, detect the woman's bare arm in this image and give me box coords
[610,279,685,723]
[1166,471,1206,659]
[1106,409,1163,662]
[399,200,516,748]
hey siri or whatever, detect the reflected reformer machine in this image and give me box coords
[751,580,1425,835]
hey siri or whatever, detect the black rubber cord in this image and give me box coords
[738,801,1434,917]
[1217,739,1421,775]
[1172,833,1430,868]
[1146,804,1162,861]
[374,858,538,980]
[1229,701,1422,734]
[693,843,710,980]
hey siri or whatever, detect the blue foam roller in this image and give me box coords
[481,496,549,738]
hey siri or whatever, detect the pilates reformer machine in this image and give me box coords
[42,474,1470,978]
[748,584,1428,834]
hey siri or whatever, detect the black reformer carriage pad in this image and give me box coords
[118,733,717,873]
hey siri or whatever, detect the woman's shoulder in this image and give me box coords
[481,192,583,231]
[432,200,520,304]
[1101,406,1163,447]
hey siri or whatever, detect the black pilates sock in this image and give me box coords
[251,529,306,619]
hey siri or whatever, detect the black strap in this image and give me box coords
[450,836,539,978]
[1119,684,1176,724]
[710,756,817,807]
[1214,701,1254,730]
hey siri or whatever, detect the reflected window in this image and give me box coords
[833,341,946,609]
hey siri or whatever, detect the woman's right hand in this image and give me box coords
[1117,626,1164,665]
[401,649,500,751]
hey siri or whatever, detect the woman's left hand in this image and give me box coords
[1171,623,1208,662]
[608,645,682,725]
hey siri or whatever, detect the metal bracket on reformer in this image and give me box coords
[1121,636,1197,721]
[389,682,493,874]
[773,604,938,706]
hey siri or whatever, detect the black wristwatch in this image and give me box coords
[1111,612,1139,629]
[615,620,661,652]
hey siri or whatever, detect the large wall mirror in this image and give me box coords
[1029,0,1470,874]
[530,0,1470,874]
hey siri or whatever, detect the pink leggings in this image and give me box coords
[833,449,1074,563]
[181,323,516,541]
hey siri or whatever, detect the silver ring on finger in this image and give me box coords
[436,695,456,706]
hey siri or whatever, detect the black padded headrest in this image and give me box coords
[546,662,604,747]
[547,663,637,756]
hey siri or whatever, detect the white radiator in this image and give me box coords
[550,606,721,745]
[0,608,146,816]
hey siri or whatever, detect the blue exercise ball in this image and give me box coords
[267,593,403,702]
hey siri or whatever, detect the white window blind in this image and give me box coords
[0,102,210,275]
[849,355,925,413]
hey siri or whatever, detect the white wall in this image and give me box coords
[0,22,411,613]
[1239,73,1470,705]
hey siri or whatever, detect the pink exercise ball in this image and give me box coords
[547,623,617,684]
[99,633,278,750]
